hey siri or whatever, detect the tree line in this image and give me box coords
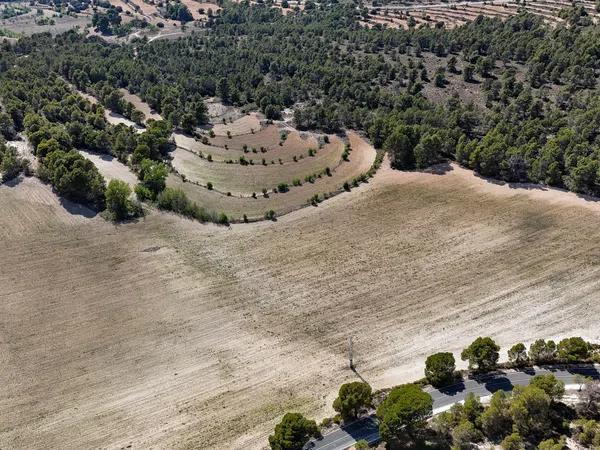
[270,335,599,450]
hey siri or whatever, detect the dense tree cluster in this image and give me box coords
[5,1,600,215]
[11,2,599,198]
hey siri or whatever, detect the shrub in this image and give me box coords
[265,210,276,221]
[354,440,369,450]
[425,352,455,387]
[277,182,289,193]
[105,179,132,220]
[501,432,525,450]
[217,213,229,225]
[135,183,153,201]
[530,374,565,401]
[343,181,350,191]
[320,417,332,428]
[292,179,302,186]
[207,182,213,190]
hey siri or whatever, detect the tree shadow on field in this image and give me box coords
[351,366,370,385]
[59,197,97,218]
[422,162,453,175]
[3,175,24,188]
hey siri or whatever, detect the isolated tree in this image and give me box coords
[105,179,131,220]
[508,343,529,367]
[461,337,500,372]
[268,413,319,450]
[333,382,372,421]
[138,158,168,200]
[530,374,565,402]
[377,384,433,443]
[529,339,557,364]
[425,352,456,387]
[557,337,589,362]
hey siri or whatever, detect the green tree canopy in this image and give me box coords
[376,384,433,443]
[332,381,372,421]
[268,413,319,450]
[461,337,500,372]
[424,352,456,387]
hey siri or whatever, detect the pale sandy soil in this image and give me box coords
[3,160,600,450]
[211,113,263,136]
[105,110,145,131]
[78,149,138,186]
[7,133,37,172]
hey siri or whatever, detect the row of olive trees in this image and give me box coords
[425,336,594,388]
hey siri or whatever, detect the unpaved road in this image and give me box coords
[2,160,600,449]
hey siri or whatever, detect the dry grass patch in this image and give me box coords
[211,112,262,136]
[78,149,138,186]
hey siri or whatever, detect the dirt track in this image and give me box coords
[2,161,600,449]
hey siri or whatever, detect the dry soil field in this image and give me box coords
[2,157,600,449]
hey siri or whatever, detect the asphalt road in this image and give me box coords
[306,365,600,450]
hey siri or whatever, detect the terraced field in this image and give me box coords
[169,130,376,219]
[365,0,600,29]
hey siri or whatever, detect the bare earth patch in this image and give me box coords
[211,112,263,136]
[3,159,600,450]
[78,149,138,186]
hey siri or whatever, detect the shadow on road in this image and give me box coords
[438,381,466,396]
[484,376,514,394]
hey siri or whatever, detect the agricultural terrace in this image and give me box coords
[169,130,376,218]
[365,0,600,29]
